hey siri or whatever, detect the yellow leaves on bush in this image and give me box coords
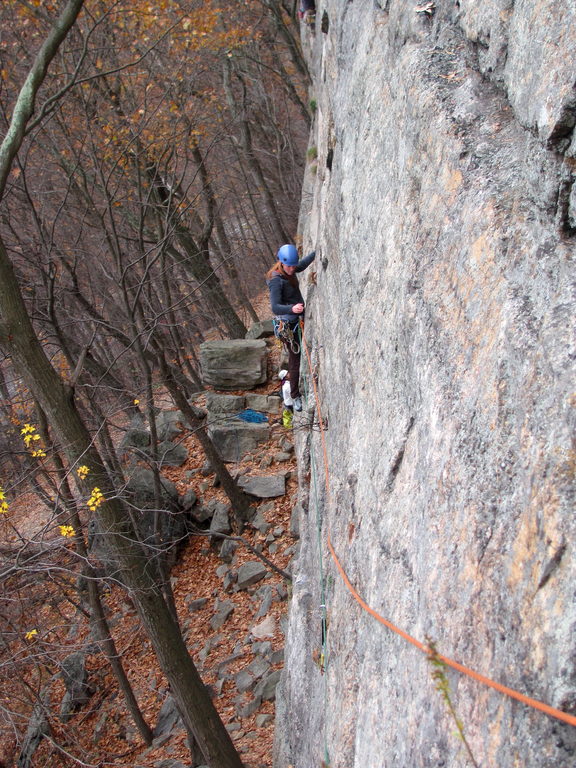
[0,486,8,515]
[87,487,105,512]
[20,423,37,444]
[25,629,38,641]
[59,525,76,538]
[20,423,47,459]
[77,465,90,480]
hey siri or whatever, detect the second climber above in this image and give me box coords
[266,244,316,412]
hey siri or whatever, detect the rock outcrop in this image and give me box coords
[276,3,576,768]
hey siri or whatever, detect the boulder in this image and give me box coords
[254,585,274,619]
[179,488,198,511]
[245,319,275,339]
[236,695,261,719]
[250,614,276,640]
[154,440,188,467]
[208,421,270,463]
[59,652,92,722]
[235,657,271,693]
[200,340,267,390]
[219,539,239,562]
[89,468,189,573]
[190,504,215,525]
[210,599,235,630]
[256,713,274,727]
[236,668,256,693]
[238,474,286,498]
[186,597,208,612]
[245,393,280,413]
[120,415,150,451]
[205,393,246,423]
[154,695,182,739]
[250,508,271,535]
[209,504,231,537]
[154,410,188,441]
[236,561,268,590]
[254,669,281,702]
[125,467,179,506]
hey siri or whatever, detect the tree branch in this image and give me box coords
[0,0,86,200]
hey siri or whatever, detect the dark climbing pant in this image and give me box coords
[286,344,301,400]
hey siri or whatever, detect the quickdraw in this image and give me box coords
[273,317,300,354]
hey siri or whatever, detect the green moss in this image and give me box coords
[307,146,318,162]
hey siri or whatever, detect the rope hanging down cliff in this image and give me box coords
[299,328,576,731]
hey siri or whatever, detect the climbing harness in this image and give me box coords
[273,317,300,354]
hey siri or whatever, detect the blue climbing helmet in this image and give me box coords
[277,244,299,266]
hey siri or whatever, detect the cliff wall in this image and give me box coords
[275,1,576,767]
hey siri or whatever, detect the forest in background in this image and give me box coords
[0,2,310,766]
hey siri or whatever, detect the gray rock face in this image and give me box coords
[200,339,267,389]
[276,3,576,768]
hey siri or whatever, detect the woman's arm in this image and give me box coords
[295,250,316,272]
[268,275,296,315]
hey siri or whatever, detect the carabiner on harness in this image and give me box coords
[273,317,300,354]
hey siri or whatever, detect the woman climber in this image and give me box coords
[266,244,316,412]
[298,1,316,24]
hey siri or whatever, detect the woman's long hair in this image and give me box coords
[266,260,298,286]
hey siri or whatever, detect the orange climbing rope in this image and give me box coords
[300,330,576,729]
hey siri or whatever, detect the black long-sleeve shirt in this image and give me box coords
[267,251,316,324]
